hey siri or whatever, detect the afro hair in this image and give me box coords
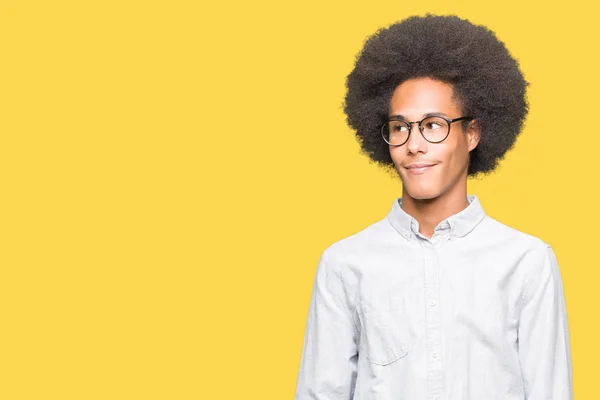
[342,14,529,178]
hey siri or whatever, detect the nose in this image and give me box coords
[405,122,427,154]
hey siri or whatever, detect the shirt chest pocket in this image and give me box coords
[357,295,410,366]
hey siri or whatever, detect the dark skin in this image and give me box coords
[388,77,481,238]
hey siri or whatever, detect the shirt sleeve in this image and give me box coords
[517,245,573,399]
[294,251,359,400]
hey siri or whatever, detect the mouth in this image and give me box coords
[404,164,437,175]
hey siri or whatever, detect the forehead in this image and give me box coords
[389,78,460,117]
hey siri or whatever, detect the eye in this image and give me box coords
[388,121,409,132]
[424,121,443,130]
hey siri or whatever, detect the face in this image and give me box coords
[388,77,480,201]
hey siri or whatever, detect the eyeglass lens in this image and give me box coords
[383,116,450,145]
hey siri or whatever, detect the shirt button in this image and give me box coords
[429,299,436,306]
[432,352,438,358]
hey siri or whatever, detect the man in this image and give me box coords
[294,14,572,400]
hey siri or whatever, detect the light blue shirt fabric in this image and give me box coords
[294,195,572,400]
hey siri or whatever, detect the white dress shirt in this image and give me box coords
[294,195,572,400]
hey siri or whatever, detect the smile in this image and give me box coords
[405,164,436,175]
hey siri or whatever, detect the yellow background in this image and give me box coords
[0,0,595,398]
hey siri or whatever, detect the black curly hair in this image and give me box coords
[342,14,528,178]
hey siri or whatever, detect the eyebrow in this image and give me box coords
[388,111,450,121]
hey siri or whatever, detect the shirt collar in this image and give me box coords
[387,194,486,241]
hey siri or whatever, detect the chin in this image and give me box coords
[403,185,441,201]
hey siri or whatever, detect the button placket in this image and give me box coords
[421,240,443,399]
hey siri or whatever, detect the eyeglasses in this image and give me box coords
[381,115,473,146]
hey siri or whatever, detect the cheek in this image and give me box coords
[389,148,405,165]
[445,144,470,173]
[431,148,464,179]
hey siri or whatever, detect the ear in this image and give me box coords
[466,119,481,152]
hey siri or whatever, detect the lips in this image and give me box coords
[406,164,436,169]
[405,163,437,175]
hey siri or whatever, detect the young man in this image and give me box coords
[294,14,572,400]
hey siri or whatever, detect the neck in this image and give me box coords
[400,181,469,239]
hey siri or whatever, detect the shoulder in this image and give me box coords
[481,215,551,251]
[317,217,393,276]
[324,216,394,257]
[481,215,556,275]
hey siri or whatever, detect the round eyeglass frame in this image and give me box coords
[381,115,474,146]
